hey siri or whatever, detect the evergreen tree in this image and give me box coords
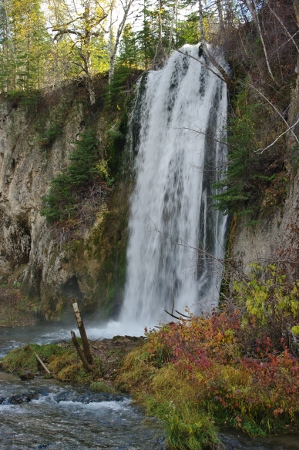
[118,24,140,68]
[0,0,50,92]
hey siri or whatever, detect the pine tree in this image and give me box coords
[0,0,50,92]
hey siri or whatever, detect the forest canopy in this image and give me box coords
[2,0,298,219]
[0,1,297,95]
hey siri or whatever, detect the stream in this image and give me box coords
[0,323,165,450]
[1,324,299,449]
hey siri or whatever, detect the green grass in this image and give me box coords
[0,343,103,384]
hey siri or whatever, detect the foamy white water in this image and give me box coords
[119,44,228,330]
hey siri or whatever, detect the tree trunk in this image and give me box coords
[244,0,278,85]
[293,0,299,25]
[72,300,93,364]
[216,0,224,36]
[71,331,94,372]
[108,0,134,84]
[198,0,205,41]
[168,0,178,55]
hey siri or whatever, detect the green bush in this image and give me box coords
[234,263,299,351]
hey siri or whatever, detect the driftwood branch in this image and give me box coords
[34,352,51,374]
[164,309,182,320]
[175,310,191,319]
[71,330,94,372]
[164,309,192,320]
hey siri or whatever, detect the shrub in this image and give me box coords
[234,264,299,352]
[117,287,299,447]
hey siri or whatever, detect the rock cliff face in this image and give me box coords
[0,88,129,320]
[230,71,299,279]
[1,71,298,322]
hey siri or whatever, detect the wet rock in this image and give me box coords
[0,390,40,405]
[9,394,28,404]
[19,371,34,381]
[220,433,269,449]
[198,45,204,58]
[9,395,28,405]
[54,389,127,404]
[153,436,167,450]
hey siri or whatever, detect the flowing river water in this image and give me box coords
[0,324,165,450]
[1,324,299,450]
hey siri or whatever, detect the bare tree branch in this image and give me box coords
[248,82,299,145]
[164,309,182,320]
[255,116,299,153]
[145,217,225,267]
[268,4,299,54]
[244,0,279,86]
[169,126,229,149]
[275,30,299,54]
[174,48,232,87]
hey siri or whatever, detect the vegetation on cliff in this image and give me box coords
[2,0,298,315]
[212,0,298,221]
[40,127,110,224]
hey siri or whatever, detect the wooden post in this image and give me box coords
[71,331,93,372]
[72,299,93,364]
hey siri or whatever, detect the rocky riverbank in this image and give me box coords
[0,331,144,391]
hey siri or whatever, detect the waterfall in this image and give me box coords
[120,44,228,331]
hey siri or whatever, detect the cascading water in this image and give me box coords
[120,44,228,330]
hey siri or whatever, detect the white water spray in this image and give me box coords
[120,44,228,333]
